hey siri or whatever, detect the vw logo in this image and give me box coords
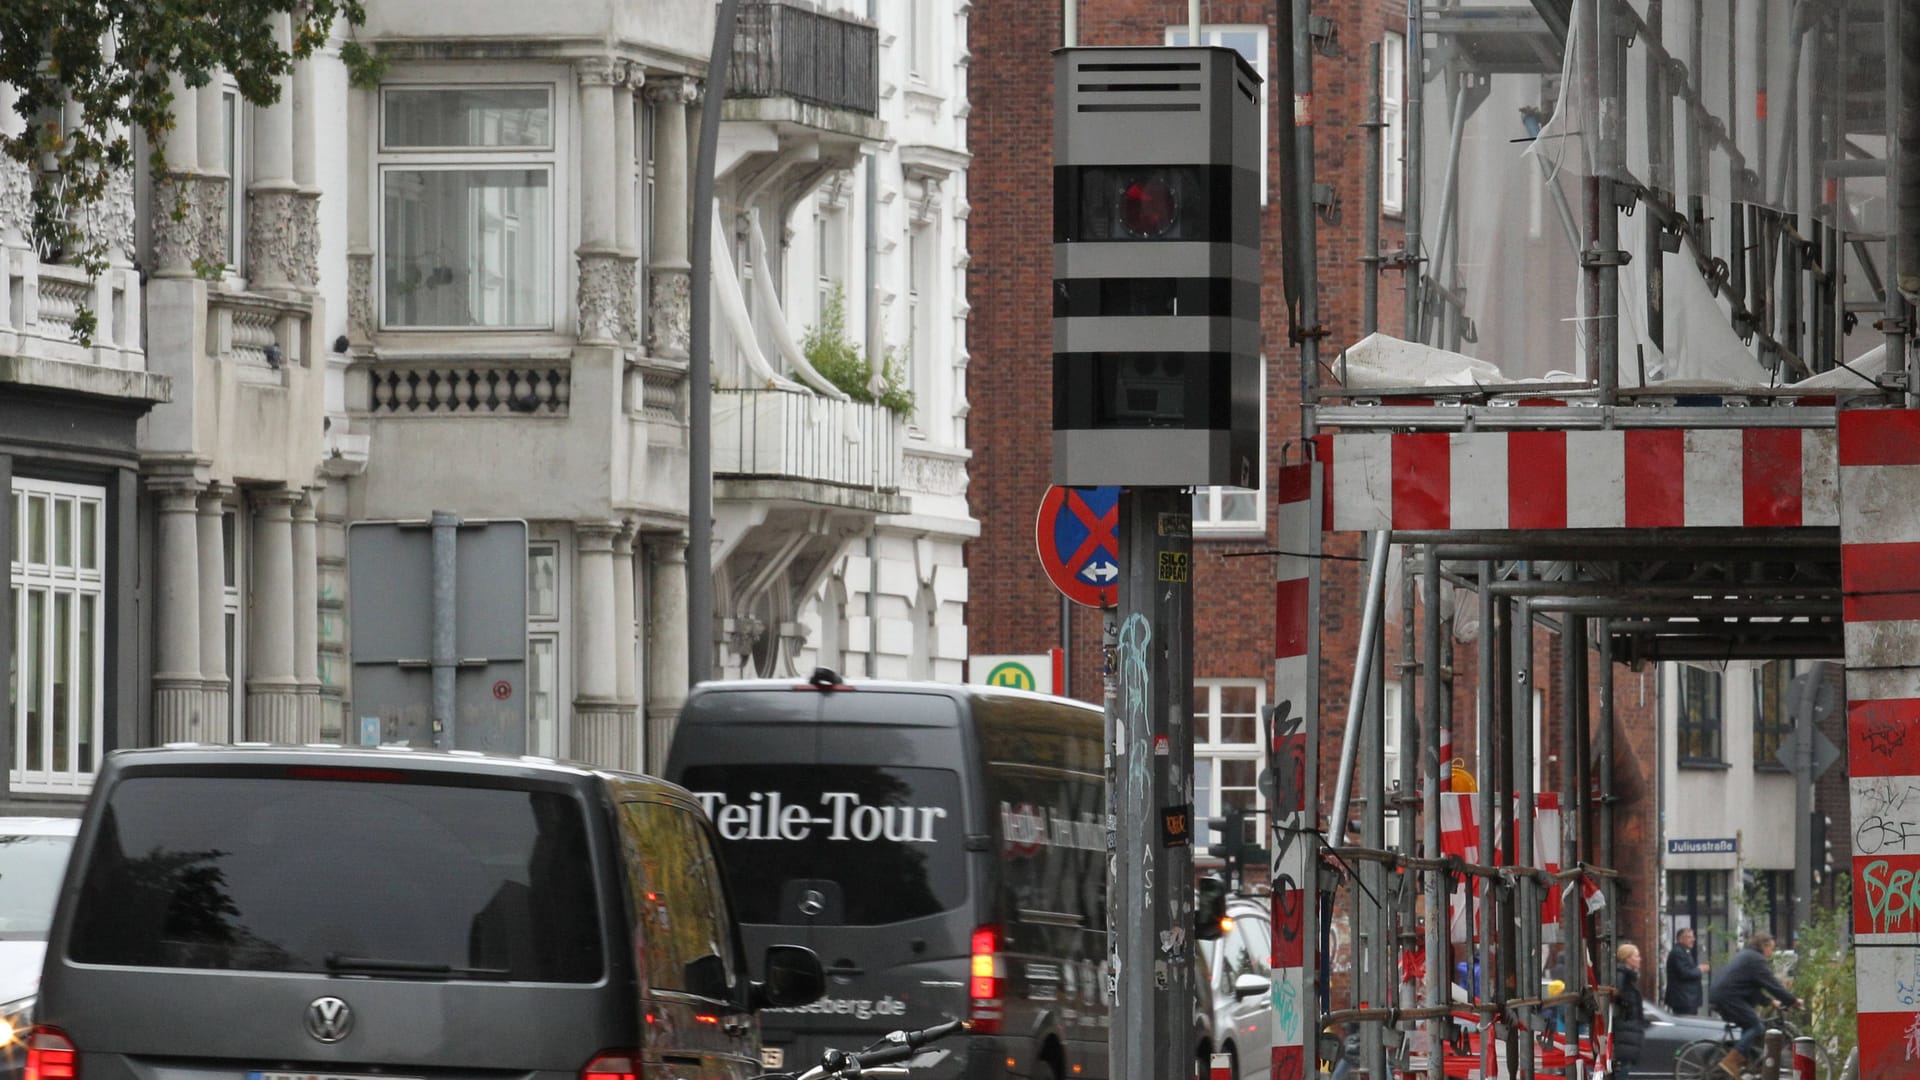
[305,996,354,1043]
[799,889,826,917]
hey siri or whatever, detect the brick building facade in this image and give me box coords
[967,0,1663,1006]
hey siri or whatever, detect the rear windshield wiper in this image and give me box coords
[324,954,509,980]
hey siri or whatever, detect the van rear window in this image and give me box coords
[682,764,965,926]
[68,775,604,982]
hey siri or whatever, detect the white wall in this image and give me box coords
[1661,661,1799,873]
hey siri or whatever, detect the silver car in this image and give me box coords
[1200,897,1276,1080]
[0,817,79,1073]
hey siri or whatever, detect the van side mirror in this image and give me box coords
[752,944,825,1011]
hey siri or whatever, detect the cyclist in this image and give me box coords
[1707,932,1800,1077]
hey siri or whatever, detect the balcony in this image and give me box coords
[714,387,905,512]
[0,248,163,402]
[729,0,879,117]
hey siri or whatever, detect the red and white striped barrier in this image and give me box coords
[1838,409,1920,1079]
[1270,460,1319,1080]
[1315,429,1838,532]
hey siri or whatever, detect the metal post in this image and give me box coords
[1397,549,1420,1065]
[1491,588,1515,1074]
[1331,529,1395,838]
[1594,0,1621,403]
[1558,614,1586,1042]
[1761,1029,1787,1080]
[687,0,741,685]
[1598,619,1617,988]
[1402,0,1424,341]
[1361,595,1389,1080]
[1510,570,1536,1080]
[1476,569,1499,1071]
[1887,0,1913,402]
[1061,594,1073,698]
[1363,43,1383,335]
[1421,548,1445,1080]
[1293,0,1321,428]
[430,510,458,749]
[1106,486,1193,1080]
[1793,665,1815,934]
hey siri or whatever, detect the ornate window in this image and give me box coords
[9,478,106,794]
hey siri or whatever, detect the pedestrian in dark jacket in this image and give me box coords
[1708,932,1800,1076]
[1613,942,1648,1078]
[1664,926,1708,1015]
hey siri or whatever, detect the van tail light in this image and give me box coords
[26,1028,76,1080]
[581,1051,639,1080]
[969,925,1004,1035]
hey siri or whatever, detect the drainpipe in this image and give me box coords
[865,0,880,678]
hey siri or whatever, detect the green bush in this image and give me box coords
[1790,879,1856,1069]
[801,283,915,419]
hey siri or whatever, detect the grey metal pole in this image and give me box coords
[1107,486,1193,1080]
[687,0,740,686]
[1476,567,1499,1059]
[1421,548,1445,1080]
[430,509,458,749]
[1363,43,1382,336]
[1360,577,1389,1080]
[1559,614,1586,1039]
[1887,0,1913,402]
[1594,0,1621,403]
[1329,529,1394,838]
[1402,0,1424,341]
[1510,570,1536,1080]
[1060,594,1073,698]
[1293,0,1321,428]
[1793,664,1815,934]
[1598,617,1617,989]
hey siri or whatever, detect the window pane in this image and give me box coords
[1221,759,1257,789]
[52,498,72,570]
[78,501,98,571]
[223,511,237,588]
[11,492,21,565]
[1192,685,1212,742]
[224,92,240,266]
[26,495,45,565]
[384,88,551,149]
[620,801,739,998]
[384,169,552,328]
[52,593,69,772]
[528,547,558,621]
[77,595,94,772]
[1220,715,1256,745]
[25,590,43,772]
[528,636,557,757]
[1220,684,1257,717]
[1194,760,1214,821]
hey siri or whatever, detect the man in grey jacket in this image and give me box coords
[1708,932,1799,1076]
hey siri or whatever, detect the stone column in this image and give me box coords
[196,79,229,266]
[248,13,302,292]
[612,525,640,769]
[153,73,200,277]
[246,489,302,741]
[574,522,624,766]
[292,493,321,740]
[346,83,375,342]
[152,483,204,742]
[644,78,697,359]
[614,67,642,344]
[576,59,623,345]
[288,53,320,291]
[196,487,231,739]
[645,535,690,771]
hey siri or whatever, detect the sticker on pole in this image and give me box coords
[1035,486,1121,608]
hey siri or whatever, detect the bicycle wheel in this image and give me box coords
[1672,1039,1727,1080]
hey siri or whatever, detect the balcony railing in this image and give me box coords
[206,290,311,387]
[729,0,879,117]
[0,246,143,372]
[714,388,898,493]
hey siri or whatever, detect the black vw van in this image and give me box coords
[666,674,1109,1080]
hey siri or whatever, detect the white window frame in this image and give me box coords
[374,80,564,333]
[221,83,251,278]
[905,1,931,86]
[1195,679,1266,849]
[526,538,565,759]
[1382,681,1403,848]
[908,223,931,437]
[1193,360,1267,538]
[1166,24,1270,204]
[1382,32,1406,215]
[9,477,106,795]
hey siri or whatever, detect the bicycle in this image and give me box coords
[1670,1007,1818,1080]
[760,1019,967,1080]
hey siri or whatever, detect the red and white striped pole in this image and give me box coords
[1792,1036,1817,1080]
[1270,459,1321,1080]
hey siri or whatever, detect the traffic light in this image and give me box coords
[1052,46,1262,488]
[1811,812,1834,886]
[1208,806,1246,887]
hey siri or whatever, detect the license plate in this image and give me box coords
[252,1072,423,1080]
[760,1047,785,1069]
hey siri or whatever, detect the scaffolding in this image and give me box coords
[1286,0,1914,1077]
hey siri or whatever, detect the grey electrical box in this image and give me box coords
[1052,46,1263,488]
[347,518,527,752]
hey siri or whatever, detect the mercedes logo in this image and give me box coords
[305,996,354,1043]
[799,889,826,917]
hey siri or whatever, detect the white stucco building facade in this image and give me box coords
[0,0,974,803]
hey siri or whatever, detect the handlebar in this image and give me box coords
[786,1019,968,1080]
